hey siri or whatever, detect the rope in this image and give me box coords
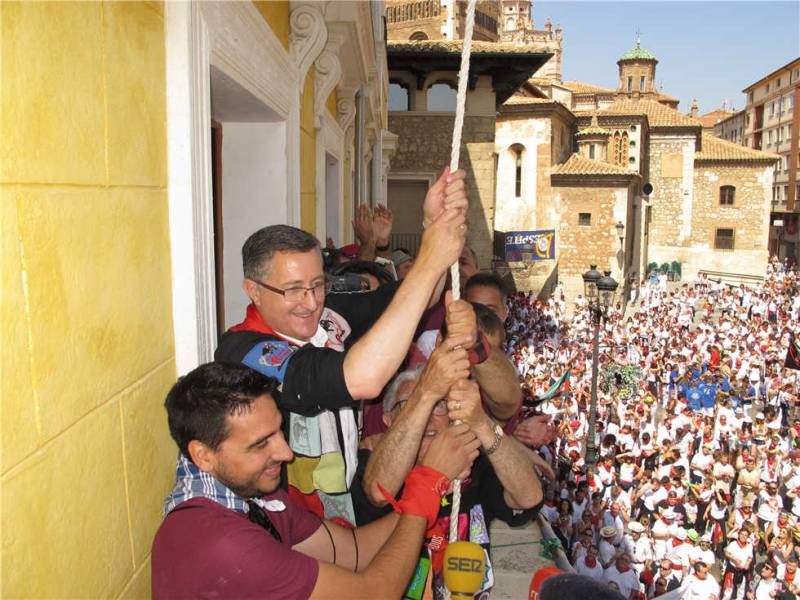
[447,0,477,546]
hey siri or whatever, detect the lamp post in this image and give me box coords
[582,266,618,472]
[616,221,625,249]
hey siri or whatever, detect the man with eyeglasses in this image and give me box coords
[352,330,543,598]
[213,169,469,524]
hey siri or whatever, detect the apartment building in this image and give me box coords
[742,58,800,261]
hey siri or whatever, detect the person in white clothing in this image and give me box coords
[690,534,716,570]
[753,562,779,600]
[683,560,721,599]
[574,544,604,580]
[603,554,641,599]
[624,521,653,576]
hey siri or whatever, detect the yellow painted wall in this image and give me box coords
[252,0,290,50]
[300,72,317,233]
[1,2,175,597]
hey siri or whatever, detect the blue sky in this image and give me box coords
[536,1,800,114]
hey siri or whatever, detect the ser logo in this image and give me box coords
[446,557,483,573]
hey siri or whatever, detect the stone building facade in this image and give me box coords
[387,2,778,298]
[385,39,550,265]
[496,42,778,296]
[741,58,800,263]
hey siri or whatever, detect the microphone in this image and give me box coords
[443,541,486,598]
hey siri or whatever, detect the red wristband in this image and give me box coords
[377,465,450,529]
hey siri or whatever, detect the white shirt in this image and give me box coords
[603,565,641,598]
[575,556,604,579]
[683,573,721,599]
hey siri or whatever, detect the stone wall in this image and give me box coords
[388,113,497,267]
[550,180,636,297]
[647,134,697,248]
[649,163,772,279]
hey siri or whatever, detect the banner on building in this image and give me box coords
[504,230,556,262]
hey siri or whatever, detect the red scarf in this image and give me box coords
[230,303,282,336]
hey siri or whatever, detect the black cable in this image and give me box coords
[320,518,336,566]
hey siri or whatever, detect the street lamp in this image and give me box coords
[581,267,618,472]
[616,221,625,249]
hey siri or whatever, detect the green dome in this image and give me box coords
[619,42,657,61]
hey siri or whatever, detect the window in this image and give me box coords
[777,78,782,88]
[510,144,524,197]
[426,81,456,112]
[640,76,645,91]
[589,143,596,159]
[719,185,735,205]
[770,102,775,117]
[714,228,735,250]
[409,31,429,41]
[388,82,409,111]
[579,213,591,226]
[627,76,632,92]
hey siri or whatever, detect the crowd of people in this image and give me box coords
[509,257,800,599]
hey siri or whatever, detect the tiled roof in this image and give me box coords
[562,81,616,95]
[387,40,549,55]
[583,98,702,128]
[695,134,780,163]
[552,154,635,176]
[696,109,735,129]
[619,43,657,61]
[503,95,558,106]
[655,91,679,103]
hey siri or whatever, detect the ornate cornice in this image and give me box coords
[337,87,357,132]
[290,4,327,87]
[314,39,342,128]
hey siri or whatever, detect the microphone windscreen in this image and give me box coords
[443,541,485,597]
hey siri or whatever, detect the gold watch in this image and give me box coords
[484,424,504,456]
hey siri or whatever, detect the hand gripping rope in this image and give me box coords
[447,0,478,548]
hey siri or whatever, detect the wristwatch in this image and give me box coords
[484,424,504,456]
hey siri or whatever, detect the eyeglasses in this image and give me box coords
[252,278,328,303]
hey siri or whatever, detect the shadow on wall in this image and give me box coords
[460,141,495,270]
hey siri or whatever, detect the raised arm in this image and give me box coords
[448,379,543,510]
[296,426,480,598]
[362,340,470,504]
[472,349,523,421]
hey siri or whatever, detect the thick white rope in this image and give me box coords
[448,0,477,546]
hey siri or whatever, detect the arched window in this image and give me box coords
[510,144,525,197]
[409,31,428,41]
[720,185,735,206]
[506,16,515,30]
[388,82,409,112]
[427,81,457,112]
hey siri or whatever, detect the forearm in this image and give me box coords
[472,352,522,421]
[363,392,436,504]
[310,514,426,599]
[357,239,377,261]
[344,266,441,399]
[479,425,542,509]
